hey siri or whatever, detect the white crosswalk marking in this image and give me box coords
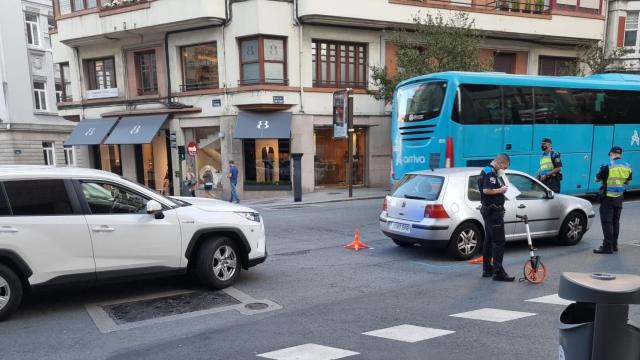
[525,294,574,306]
[450,308,536,323]
[257,343,359,360]
[363,324,455,343]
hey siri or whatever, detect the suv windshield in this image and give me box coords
[397,81,447,122]
[392,174,444,201]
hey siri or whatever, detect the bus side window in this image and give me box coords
[457,85,502,124]
[503,86,534,124]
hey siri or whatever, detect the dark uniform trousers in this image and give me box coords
[600,196,624,251]
[543,177,560,194]
[481,205,506,275]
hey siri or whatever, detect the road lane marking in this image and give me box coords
[363,324,455,343]
[525,294,574,306]
[450,308,536,323]
[257,344,359,360]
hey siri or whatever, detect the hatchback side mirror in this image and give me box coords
[546,190,555,199]
[146,200,164,219]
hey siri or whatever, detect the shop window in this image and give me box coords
[43,141,55,165]
[493,52,516,74]
[181,43,219,91]
[85,57,116,90]
[25,13,40,47]
[33,81,47,111]
[133,132,172,195]
[134,50,158,95]
[94,144,122,175]
[181,127,223,196]
[243,139,291,187]
[314,128,366,186]
[239,36,287,85]
[312,40,367,88]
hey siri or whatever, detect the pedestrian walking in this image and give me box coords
[184,167,196,197]
[594,146,632,254]
[201,166,215,198]
[479,153,515,282]
[536,138,562,193]
[228,160,240,203]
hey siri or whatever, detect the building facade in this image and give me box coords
[605,0,640,71]
[0,0,80,167]
[51,0,605,199]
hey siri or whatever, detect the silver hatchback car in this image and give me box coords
[379,168,595,260]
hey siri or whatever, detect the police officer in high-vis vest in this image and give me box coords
[536,138,562,193]
[478,153,515,282]
[594,146,632,254]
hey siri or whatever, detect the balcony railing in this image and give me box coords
[313,80,369,89]
[393,0,602,15]
[101,0,150,11]
[238,78,289,86]
[137,86,159,96]
[179,82,219,92]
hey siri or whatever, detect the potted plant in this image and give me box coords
[534,0,545,13]
[511,0,520,11]
[524,0,532,12]
[498,0,510,10]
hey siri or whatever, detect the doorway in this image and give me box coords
[314,127,366,187]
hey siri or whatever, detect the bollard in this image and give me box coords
[558,272,640,360]
[291,153,303,202]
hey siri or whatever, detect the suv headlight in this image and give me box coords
[235,212,261,222]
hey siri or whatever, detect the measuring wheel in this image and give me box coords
[523,258,546,284]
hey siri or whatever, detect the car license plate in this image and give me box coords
[390,222,411,233]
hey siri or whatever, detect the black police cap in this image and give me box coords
[609,146,623,155]
[541,138,552,144]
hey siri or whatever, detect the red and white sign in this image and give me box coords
[187,142,197,157]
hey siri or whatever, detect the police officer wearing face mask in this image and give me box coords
[536,138,562,193]
[479,153,514,282]
[594,146,632,254]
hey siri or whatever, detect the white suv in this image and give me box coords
[0,166,266,320]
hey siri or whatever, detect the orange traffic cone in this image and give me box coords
[344,228,369,251]
[468,256,493,265]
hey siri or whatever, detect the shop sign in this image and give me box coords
[273,96,284,104]
[212,98,222,107]
[85,88,119,100]
[187,142,198,157]
[332,90,348,139]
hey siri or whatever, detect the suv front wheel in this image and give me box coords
[196,237,241,289]
[0,263,23,321]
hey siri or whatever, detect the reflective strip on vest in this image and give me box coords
[538,154,553,176]
[606,160,632,197]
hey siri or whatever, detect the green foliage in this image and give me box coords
[573,42,634,75]
[370,12,492,102]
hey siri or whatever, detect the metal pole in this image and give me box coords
[347,96,354,198]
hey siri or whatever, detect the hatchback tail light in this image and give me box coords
[425,204,449,219]
[383,197,388,211]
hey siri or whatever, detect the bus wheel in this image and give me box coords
[448,222,482,260]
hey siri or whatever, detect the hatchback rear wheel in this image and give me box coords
[447,222,482,260]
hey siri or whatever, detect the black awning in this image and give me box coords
[104,115,169,144]
[233,112,291,139]
[64,118,119,145]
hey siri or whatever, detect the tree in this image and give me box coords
[370,12,492,102]
[573,42,633,75]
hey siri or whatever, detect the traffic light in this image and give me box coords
[178,146,185,160]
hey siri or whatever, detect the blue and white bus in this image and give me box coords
[391,72,640,194]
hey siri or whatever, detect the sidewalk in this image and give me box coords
[241,187,390,208]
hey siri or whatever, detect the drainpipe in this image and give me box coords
[222,0,232,112]
[293,0,304,113]
[73,46,86,120]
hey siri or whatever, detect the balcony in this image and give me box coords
[54,0,226,46]
[296,0,604,43]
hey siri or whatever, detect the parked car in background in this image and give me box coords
[380,167,595,260]
[0,166,266,320]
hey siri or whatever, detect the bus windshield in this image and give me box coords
[397,81,447,123]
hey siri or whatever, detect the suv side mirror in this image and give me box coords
[146,200,164,219]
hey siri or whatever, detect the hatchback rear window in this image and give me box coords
[392,174,444,201]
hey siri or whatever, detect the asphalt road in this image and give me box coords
[1,196,640,360]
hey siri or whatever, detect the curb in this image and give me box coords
[248,194,387,208]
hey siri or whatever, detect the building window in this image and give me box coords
[25,13,40,47]
[312,40,367,88]
[538,56,576,76]
[47,16,56,32]
[85,57,116,90]
[72,0,99,12]
[181,43,219,91]
[493,52,516,74]
[625,12,639,48]
[33,81,47,111]
[134,50,158,95]
[64,145,76,166]
[56,62,72,102]
[43,142,56,165]
[243,139,291,187]
[239,36,287,85]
